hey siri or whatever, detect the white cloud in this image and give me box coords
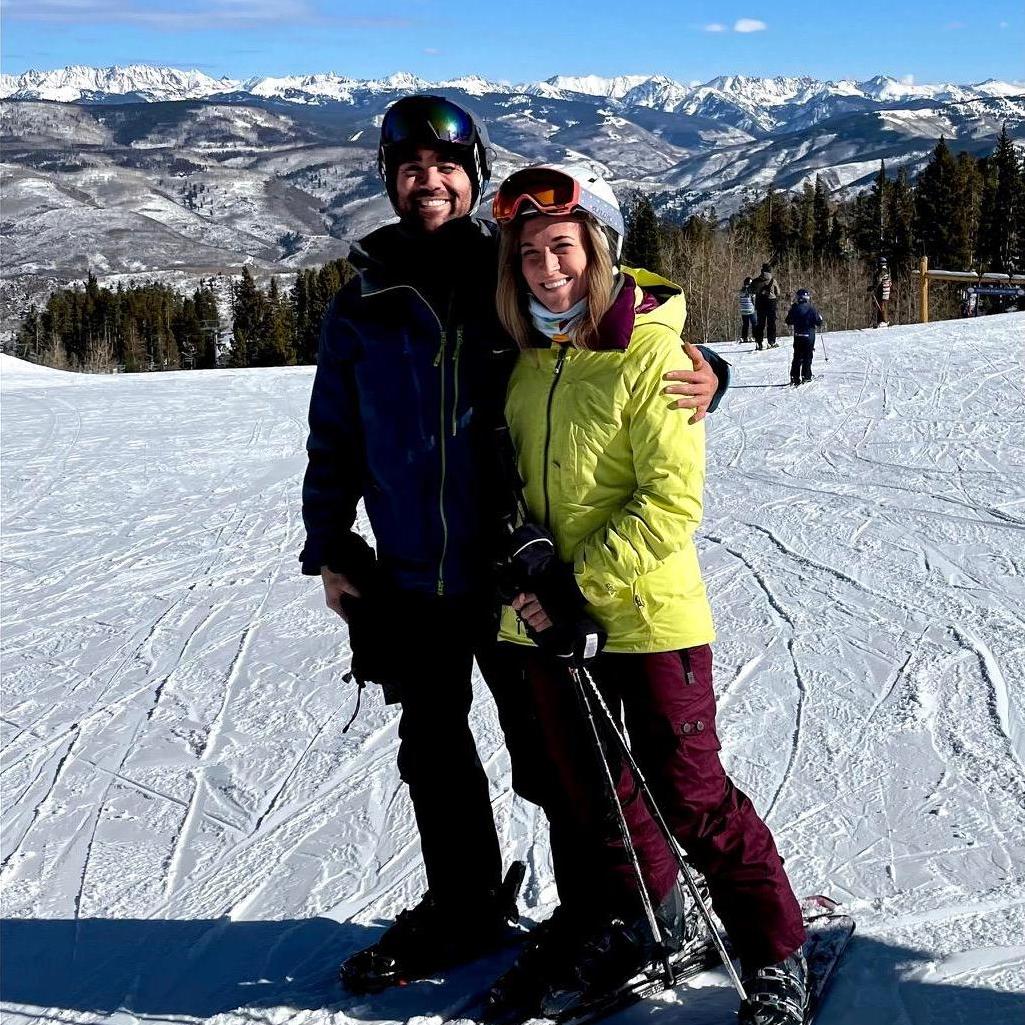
[999,20,1009,28]
[703,23,726,32]
[733,18,767,32]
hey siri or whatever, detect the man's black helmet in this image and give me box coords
[377,94,492,212]
[796,288,811,302]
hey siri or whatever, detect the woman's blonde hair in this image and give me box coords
[496,215,617,351]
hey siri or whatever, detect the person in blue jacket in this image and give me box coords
[299,94,731,993]
[784,289,824,386]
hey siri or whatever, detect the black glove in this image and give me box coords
[524,605,607,663]
[329,531,378,592]
[334,535,405,696]
[499,523,606,662]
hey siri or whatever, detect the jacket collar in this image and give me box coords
[351,217,497,297]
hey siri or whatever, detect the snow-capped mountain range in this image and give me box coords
[2,64,1022,133]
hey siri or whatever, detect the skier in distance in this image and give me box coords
[869,257,891,327]
[751,262,782,349]
[739,276,757,343]
[785,288,824,386]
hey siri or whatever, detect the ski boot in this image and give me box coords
[483,905,582,1023]
[738,947,808,1025]
[538,885,689,1020]
[486,883,689,1023]
[340,862,525,995]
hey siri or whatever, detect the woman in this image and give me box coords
[489,165,807,1025]
[739,275,757,342]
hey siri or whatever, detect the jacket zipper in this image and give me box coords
[435,297,460,596]
[542,345,568,530]
[451,327,463,437]
[435,327,449,596]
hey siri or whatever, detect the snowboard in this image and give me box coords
[460,895,854,1025]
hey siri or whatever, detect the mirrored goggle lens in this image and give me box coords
[493,169,580,224]
[381,98,476,146]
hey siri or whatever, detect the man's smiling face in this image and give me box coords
[394,147,473,232]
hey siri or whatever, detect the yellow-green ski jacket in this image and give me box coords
[500,267,715,653]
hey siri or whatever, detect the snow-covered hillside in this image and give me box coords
[2,315,1024,1024]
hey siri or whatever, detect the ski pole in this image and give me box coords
[566,664,674,985]
[575,663,749,1003]
[821,326,828,362]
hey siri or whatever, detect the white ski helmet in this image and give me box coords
[493,163,625,264]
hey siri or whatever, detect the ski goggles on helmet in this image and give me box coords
[380,95,478,148]
[493,167,625,239]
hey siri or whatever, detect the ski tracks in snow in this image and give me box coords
[3,320,1025,1024]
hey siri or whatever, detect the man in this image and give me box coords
[300,95,727,992]
[751,262,781,349]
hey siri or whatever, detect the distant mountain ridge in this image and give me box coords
[2,64,1021,135]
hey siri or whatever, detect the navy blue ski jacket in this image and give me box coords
[299,217,514,597]
[785,301,824,341]
[300,217,732,598]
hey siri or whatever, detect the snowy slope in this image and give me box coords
[2,315,1024,1024]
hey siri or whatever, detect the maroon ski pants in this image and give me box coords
[527,644,806,968]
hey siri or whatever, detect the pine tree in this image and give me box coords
[252,277,296,366]
[767,189,792,262]
[230,266,264,368]
[813,176,831,263]
[915,138,961,267]
[980,124,1022,272]
[952,152,983,270]
[624,194,664,275]
[886,167,917,274]
[796,181,816,263]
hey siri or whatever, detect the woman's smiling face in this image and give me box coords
[518,216,590,313]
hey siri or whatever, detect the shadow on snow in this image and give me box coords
[1,919,1023,1023]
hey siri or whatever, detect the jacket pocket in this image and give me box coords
[674,648,722,752]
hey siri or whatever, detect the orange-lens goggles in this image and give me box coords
[493,168,581,224]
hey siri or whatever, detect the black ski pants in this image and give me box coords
[385,592,553,909]
[790,335,815,383]
[754,298,777,347]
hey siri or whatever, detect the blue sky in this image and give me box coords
[2,0,1022,84]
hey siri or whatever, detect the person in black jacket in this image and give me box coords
[750,263,782,349]
[784,289,824,385]
[300,95,730,993]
